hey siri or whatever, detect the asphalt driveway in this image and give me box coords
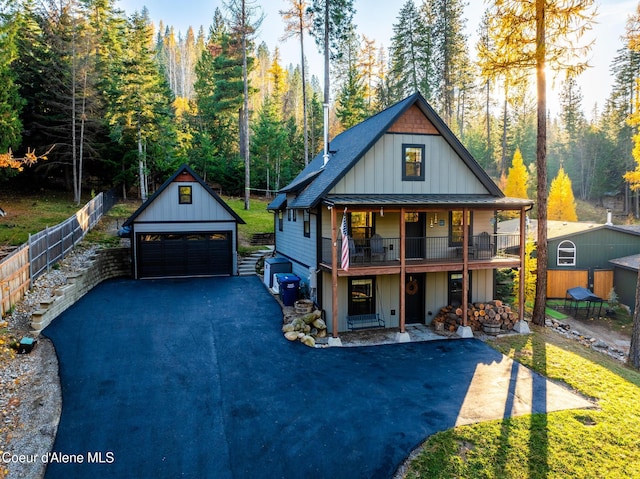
[43,276,591,479]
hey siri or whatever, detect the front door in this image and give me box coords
[405,273,424,324]
[405,212,425,259]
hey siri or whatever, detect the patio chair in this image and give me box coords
[474,231,493,259]
[370,234,386,262]
[348,238,365,263]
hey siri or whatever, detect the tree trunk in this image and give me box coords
[486,80,491,168]
[138,127,147,201]
[242,0,251,211]
[532,0,548,327]
[300,12,309,166]
[629,268,640,369]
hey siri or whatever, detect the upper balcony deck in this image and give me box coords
[320,233,522,275]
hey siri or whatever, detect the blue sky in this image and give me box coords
[117,0,636,118]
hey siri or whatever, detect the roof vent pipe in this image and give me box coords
[606,209,613,226]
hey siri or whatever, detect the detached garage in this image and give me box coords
[123,164,245,279]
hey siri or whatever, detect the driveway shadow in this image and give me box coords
[43,276,590,479]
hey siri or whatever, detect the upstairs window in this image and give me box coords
[178,185,192,204]
[402,144,425,181]
[557,240,576,266]
[303,210,310,237]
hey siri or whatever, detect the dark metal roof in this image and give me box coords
[268,92,505,211]
[609,253,640,271]
[323,194,533,209]
[123,163,245,226]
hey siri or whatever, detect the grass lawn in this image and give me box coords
[0,190,87,246]
[224,196,274,254]
[404,325,640,478]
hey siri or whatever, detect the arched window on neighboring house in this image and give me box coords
[557,240,576,266]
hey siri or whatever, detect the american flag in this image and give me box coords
[341,213,349,271]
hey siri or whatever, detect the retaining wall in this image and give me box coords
[30,248,131,334]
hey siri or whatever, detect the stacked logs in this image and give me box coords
[432,300,519,333]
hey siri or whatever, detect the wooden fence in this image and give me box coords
[0,193,105,317]
[0,244,30,317]
[547,269,614,300]
[29,193,103,281]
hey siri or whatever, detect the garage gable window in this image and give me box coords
[179,185,192,204]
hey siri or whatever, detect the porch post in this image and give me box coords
[331,205,339,338]
[462,207,469,327]
[399,208,406,333]
[519,206,526,319]
[457,207,473,338]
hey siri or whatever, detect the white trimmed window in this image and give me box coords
[557,240,576,266]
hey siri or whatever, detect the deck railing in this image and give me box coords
[320,233,522,267]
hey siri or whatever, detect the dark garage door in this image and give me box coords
[137,232,232,278]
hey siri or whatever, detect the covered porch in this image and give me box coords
[323,194,533,338]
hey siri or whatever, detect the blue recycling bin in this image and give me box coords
[278,274,301,306]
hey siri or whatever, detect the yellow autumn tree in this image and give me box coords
[504,148,529,199]
[548,166,578,221]
[502,148,529,219]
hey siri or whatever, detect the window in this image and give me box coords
[303,210,310,237]
[449,211,473,246]
[178,185,192,204]
[557,240,576,266]
[448,272,471,307]
[348,277,375,316]
[292,209,297,222]
[278,211,283,231]
[402,144,425,181]
[349,212,374,240]
[287,209,291,221]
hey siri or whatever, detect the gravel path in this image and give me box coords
[1,245,100,479]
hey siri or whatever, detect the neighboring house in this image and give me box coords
[608,254,640,313]
[506,216,640,304]
[123,163,245,279]
[546,221,640,305]
[267,92,533,336]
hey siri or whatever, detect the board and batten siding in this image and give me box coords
[322,269,495,333]
[136,183,238,223]
[330,133,489,196]
[275,208,317,278]
[549,228,640,269]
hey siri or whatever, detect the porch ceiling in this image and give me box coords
[323,194,534,210]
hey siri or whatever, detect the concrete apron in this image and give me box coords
[334,324,595,424]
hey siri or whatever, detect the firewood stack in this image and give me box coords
[432,300,519,332]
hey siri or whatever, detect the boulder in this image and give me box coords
[282,323,295,333]
[284,331,299,341]
[300,310,322,325]
[301,335,316,348]
[312,318,326,330]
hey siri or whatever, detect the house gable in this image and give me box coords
[330,126,490,196]
[124,164,244,226]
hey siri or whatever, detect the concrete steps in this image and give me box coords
[238,246,274,276]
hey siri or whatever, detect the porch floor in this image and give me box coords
[327,323,457,347]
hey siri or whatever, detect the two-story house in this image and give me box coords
[267,93,533,338]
